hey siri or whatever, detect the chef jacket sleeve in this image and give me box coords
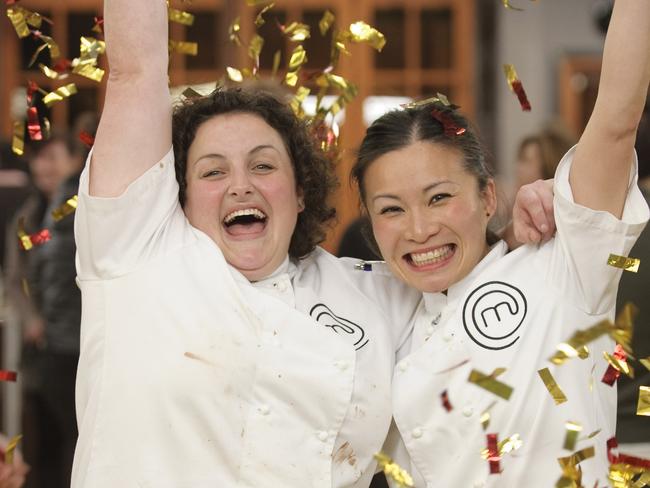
[547,145,649,314]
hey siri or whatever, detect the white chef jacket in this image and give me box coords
[389,147,649,488]
[72,148,421,488]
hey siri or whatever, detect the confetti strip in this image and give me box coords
[607,437,650,469]
[285,45,307,87]
[92,16,104,35]
[556,446,595,488]
[0,370,17,382]
[348,21,386,51]
[440,390,453,412]
[319,10,335,35]
[608,253,640,273]
[468,368,513,400]
[248,34,264,69]
[6,7,40,38]
[11,120,25,156]
[480,401,497,431]
[17,218,51,251]
[43,83,77,107]
[430,107,466,137]
[3,435,22,465]
[51,195,78,222]
[245,0,272,5]
[169,40,198,56]
[502,0,524,10]
[31,31,60,61]
[254,3,274,27]
[374,452,414,487]
[481,433,523,460]
[226,67,243,82]
[27,106,42,141]
[168,7,194,26]
[503,64,531,111]
[485,433,502,474]
[538,367,568,405]
[638,386,650,417]
[563,421,582,451]
[228,16,242,46]
[281,21,310,42]
[79,130,95,147]
[602,344,634,386]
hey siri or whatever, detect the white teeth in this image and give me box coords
[410,245,453,266]
[224,208,267,224]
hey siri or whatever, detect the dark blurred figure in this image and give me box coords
[616,103,650,458]
[4,115,95,488]
[337,216,381,261]
[0,142,30,270]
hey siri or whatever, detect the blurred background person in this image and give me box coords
[3,113,96,488]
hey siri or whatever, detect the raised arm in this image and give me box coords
[89,0,171,197]
[570,0,650,217]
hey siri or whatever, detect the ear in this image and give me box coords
[297,187,305,213]
[481,178,498,219]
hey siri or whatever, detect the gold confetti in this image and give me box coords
[480,433,523,458]
[73,64,105,82]
[248,34,264,64]
[168,7,194,26]
[182,87,203,100]
[43,83,77,107]
[640,357,650,371]
[480,401,497,431]
[468,368,513,401]
[11,121,25,156]
[502,0,524,11]
[39,63,60,79]
[348,21,386,51]
[637,386,650,416]
[374,452,414,488]
[21,278,30,298]
[169,40,198,56]
[254,3,274,27]
[285,45,307,87]
[608,253,640,273]
[271,50,282,78]
[246,0,272,5]
[609,463,648,488]
[51,195,78,222]
[17,218,33,251]
[283,22,310,42]
[3,435,22,464]
[226,67,244,82]
[319,10,335,36]
[604,346,635,379]
[6,7,42,38]
[538,367,568,405]
[563,421,582,451]
[556,446,595,488]
[289,86,310,115]
[228,17,242,46]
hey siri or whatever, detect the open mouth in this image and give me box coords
[223,208,268,236]
[405,244,455,268]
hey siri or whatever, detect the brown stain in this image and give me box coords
[332,441,357,466]
[183,351,214,366]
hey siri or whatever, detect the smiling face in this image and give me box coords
[364,141,496,293]
[184,112,302,281]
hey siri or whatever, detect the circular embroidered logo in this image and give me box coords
[462,281,527,350]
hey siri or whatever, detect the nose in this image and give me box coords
[228,168,254,198]
[404,209,439,243]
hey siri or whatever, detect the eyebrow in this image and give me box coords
[192,144,281,167]
[371,180,454,202]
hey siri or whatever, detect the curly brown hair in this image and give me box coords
[172,86,338,259]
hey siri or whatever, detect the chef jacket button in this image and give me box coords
[277,280,288,292]
[258,404,270,415]
[426,325,435,335]
[411,427,423,439]
[442,332,454,342]
[462,406,474,417]
[473,480,485,488]
[335,360,349,371]
[317,431,329,442]
[398,361,409,372]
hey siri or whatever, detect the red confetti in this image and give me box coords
[79,130,95,147]
[486,433,502,474]
[511,80,531,111]
[431,108,466,137]
[0,370,17,382]
[607,437,650,469]
[440,390,453,412]
[27,106,42,141]
[601,344,627,386]
[19,229,51,250]
[53,58,72,74]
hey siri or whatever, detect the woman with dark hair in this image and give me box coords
[352,1,649,486]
